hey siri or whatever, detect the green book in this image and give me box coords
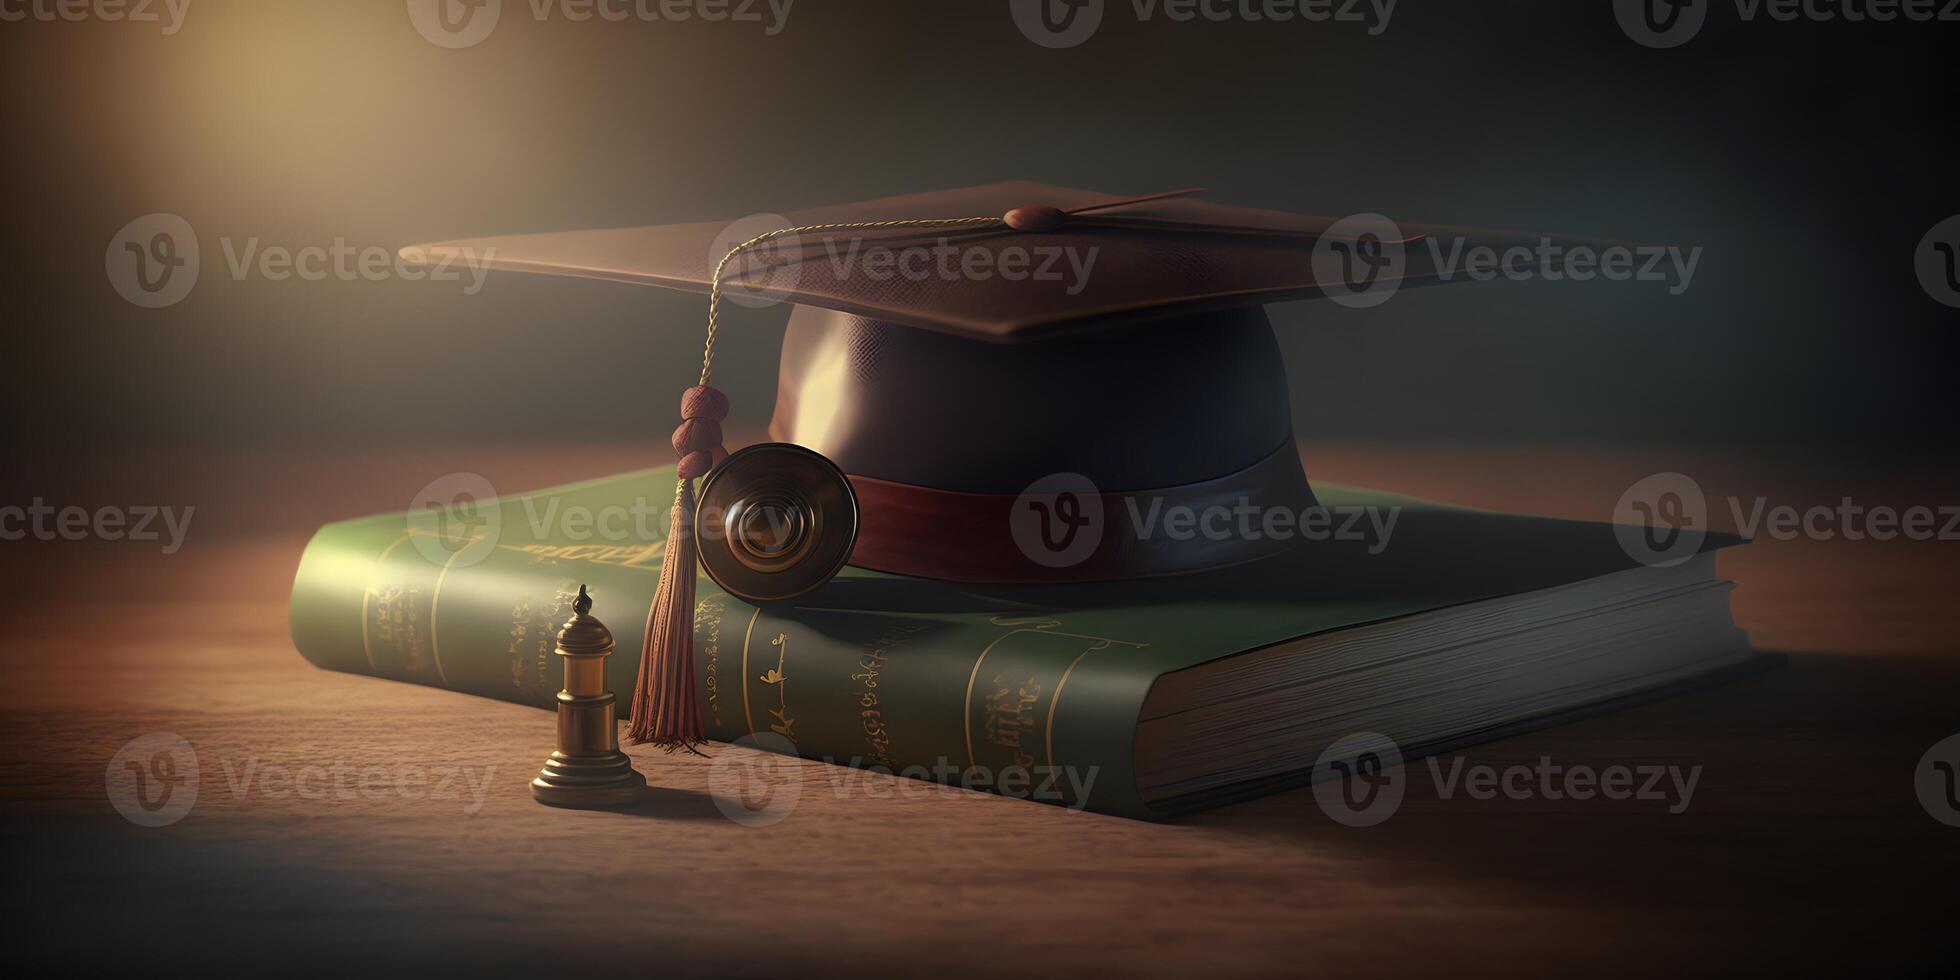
[288,465,1754,819]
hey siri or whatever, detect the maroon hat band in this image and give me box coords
[845,438,1315,584]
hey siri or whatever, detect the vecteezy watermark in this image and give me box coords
[407,0,794,49]
[407,471,877,570]
[216,755,496,815]
[105,733,498,824]
[1916,214,1960,309]
[1010,472,1402,569]
[1311,732,1406,826]
[1010,473,1106,569]
[1425,753,1702,814]
[1915,732,1960,827]
[1614,472,1710,568]
[406,471,753,571]
[413,468,1400,577]
[709,214,1101,310]
[106,214,494,309]
[1311,213,1703,309]
[107,733,200,827]
[407,0,502,48]
[1616,0,1960,49]
[1616,471,1960,566]
[409,472,502,568]
[708,732,804,826]
[1426,236,1702,296]
[0,499,195,554]
[1010,0,1395,49]
[708,732,1102,827]
[1310,213,1408,310]
[1613,0,1711,47]
[0,0,190,34]
[106,213,199,309]
[1313,732,1706,825]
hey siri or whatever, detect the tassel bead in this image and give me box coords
[672,418,724,456]
[680,385,730,422]
[677,450,715,480]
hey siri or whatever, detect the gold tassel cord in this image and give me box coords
[696,217,1005,385]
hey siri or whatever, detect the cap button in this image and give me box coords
[1002,205,1067,233]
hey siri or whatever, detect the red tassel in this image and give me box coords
[627,478,706,752]
[627,384,728,753]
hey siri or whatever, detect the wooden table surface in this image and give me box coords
[3,443,1956,977]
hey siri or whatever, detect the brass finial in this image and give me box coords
[556,584,614,655]
[530,586,646,808]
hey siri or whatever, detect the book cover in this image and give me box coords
[289,465,1746,818]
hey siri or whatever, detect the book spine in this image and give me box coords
[288,514,1150,816]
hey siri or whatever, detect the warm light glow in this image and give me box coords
[785,340,854,453]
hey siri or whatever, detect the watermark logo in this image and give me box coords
[1429,754,1702,813]
[710,742,1102,826]
[410,0,792,47]
[1313,732,1706,825]
[1014,0,1395,46]
[711,213,802,309]
[1011,0,1105,47]
[107,733,199,827]
[1010,472,1403,569]
[1311,213,1407,309]
[823,237,1099,295]
[1614,471,1709,568]
[1618,472,1960,560]
[409,472,501,568]
[709,216,1101,307]
[1619,0,1960,48]
[220,239,492,293]
[106,213,199,309]
[1429,235,1702,295]
[709,731,804,827]
[1916,733,1960,827]
[1011,472,1106,569]
[1,500,196,554]
[107,214,494,307]
[1916,214,1960,309]
[106,734,495,819]
[1311,213,1702,307]
[1312,732,1406,826]
[217,756,495,814]
[407,0,502,48]
[1615,0,1708,48]
[0,0,190,33]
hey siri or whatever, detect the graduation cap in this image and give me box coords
[403,181,1579,751]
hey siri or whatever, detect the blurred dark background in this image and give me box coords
[2,0,1954,455]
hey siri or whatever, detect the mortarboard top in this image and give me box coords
[399,181,1598,503]
[401,180,1576,344]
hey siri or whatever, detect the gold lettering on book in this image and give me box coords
[370,584,433,679]
[507,587,579,701]
[983,673,1042,769]
[510,541,664,569]
[358,532,419,672]
[506,598,531,694]
[760,632,796,743]
[697,595,727,731]
[963,616,1148,769]
[853,624,925,769]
